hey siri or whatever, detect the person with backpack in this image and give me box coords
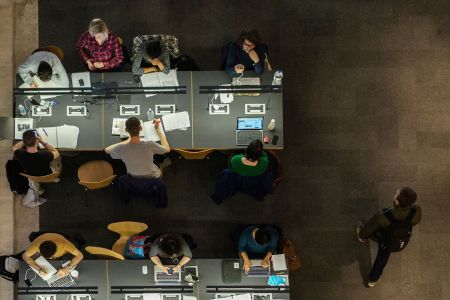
[356,187,421,287]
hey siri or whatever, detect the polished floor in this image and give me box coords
[33,1,450,299]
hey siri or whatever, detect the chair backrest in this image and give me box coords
[32,46,64,61]
[19,172,61,183]
[268,150,283,186]
[132,34,180,59]
[77,160,116,190]
[85,246,125,260]
[108,221,149,254]
[175,148,215,160]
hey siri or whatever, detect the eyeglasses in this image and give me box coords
[243,42,255,48]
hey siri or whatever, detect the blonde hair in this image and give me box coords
[88,18,108,42]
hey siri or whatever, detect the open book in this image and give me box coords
[140,69,179,97]
[36,124,79,148]
[112,118,165,142]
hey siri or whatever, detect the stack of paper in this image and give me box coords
[141,69,179,97]
[112,118,164,142]
[36,124,79,148]
[161,111,190,132]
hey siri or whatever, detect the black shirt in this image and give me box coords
[14,149,53,176]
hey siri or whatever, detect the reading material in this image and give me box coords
[36,124,79,148]
[141,70,180,97]
[161,111,190,132]
[14,118,34,140]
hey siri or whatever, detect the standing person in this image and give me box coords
[238,225,279,273]
[356,187,422,287]
[17,51,69,87]
[105,117,170,178]
[224,28,268,77]
[132,36,170,75]
[75,18,124,72]
[12,130,60,207]
[149,233,192,273]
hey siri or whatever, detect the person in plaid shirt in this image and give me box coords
[75,18,124,71]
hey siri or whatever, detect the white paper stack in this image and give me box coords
[141,69,179,97]
[271,254,287,272]
[14,118,34,139]
[161,111,190,132]
[36,124,79,148]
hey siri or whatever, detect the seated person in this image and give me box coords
[230,139,268,176]
[225,28,268,77]
[17,51,69,88]
[105,117,170,178]
[75,18,124,71]
[149,233,192,273]
[239,225,279,273]
[132,38,170,75]
[22,232,84,277]
[12,130,60,206]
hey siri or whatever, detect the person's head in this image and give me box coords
[245,139,263,162]
[22,129,38,148]
[125,117,141,137]
[254,226,271,245]
[159,234,182,257]
[394,187,417,207]
[144,40,162,62]
[39,241,57,259]
[37,61,52,82]
[237,28,262,52]
[88,18,109,45]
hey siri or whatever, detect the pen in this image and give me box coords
[43,128,48,136]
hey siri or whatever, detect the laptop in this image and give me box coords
[246,260,271,277]
[236,117,264,146]
[232,77,261,86]
[32,256,75,288]
[153,266,181,284]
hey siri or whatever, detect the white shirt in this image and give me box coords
[17,51,70,87]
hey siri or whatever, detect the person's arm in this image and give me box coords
[17,56,37,86]
[102,35,124,69]
[38,136,59,160]
[225,43,239,77]
[105,142,124,159]
[172,256,191,273]
[359,213,383,239]
[240,251,252,273]
[252,45,266,75]
[75,32,91,63]
[12,141,25,152]
[159,48,170,74]
[22,251,46,275]
[238,228,252,272]
[154,120,170,152]
[51,56,70,87]
[56,249,83,277]
[262,251,272,268]
[132,52,145,75]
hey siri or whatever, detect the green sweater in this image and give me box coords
[360,205,422,239]
[230,152,269,176]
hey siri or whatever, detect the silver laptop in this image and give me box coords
[236,117,264,146]
[153,266,181,284]
[232,77,261,86]
[32,256,75,288]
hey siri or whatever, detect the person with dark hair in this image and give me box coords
[238,225,279,273]
[105,117,170,178]
[17,51,69,87]
[230,139,268,176]
[22,233,83,277]
[356,187,422,287]
[132,37,170,75]
[12,130,61,207]
[149,233,192,273]
[224,28,268,77]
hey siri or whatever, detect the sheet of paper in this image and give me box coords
[182,296,197,300]
[56,124,79,149]
[142,120,165,142]
[112,118,126,135]
[141,70,179,97]
[161,111,190,132]
[71,72,91,88]
[159,69,179,87]
[14,118,34,139]
[271,254,287,272]
[143,294,161,300]
[36,127,58,147]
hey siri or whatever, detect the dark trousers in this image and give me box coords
[369,243,391,282]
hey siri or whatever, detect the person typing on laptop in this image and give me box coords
[149,233,192,273]
[230,139,268,176]
[239,225,279,273]
[22,233,83,277]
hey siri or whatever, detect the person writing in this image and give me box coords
[225,28,268,77]
[239,225,279,273]
[132,37,170,75]
[22,233,83,277]
[149,233,192,273]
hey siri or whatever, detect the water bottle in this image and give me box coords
[147,108,154,121]
[272,70,283,85]
[18,104,27,116]
[268,119,276,131]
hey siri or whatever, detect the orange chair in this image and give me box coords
[32,46,64,61]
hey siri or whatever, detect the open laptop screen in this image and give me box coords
[237,117,264,130]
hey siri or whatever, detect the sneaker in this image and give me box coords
[367,281,377,287]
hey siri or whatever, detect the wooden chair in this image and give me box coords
[77,160,116,206]
[85,246,125,260]
[108,221,148,255]
[19,172,69,196]
[175,148,215,160]
[268,150,283,186]
[32,46,64,61]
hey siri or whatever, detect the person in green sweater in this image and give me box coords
[356,187,421,287]
[230,139,268,176]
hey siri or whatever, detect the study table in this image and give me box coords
[18,259,290,299]
[10,71,283,150]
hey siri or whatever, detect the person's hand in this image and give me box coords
[248,50,260,63]
[144,66,159,73]
[172,264,181,273]
[86,59,95,70]
[160,266,170,274]
[262,258,270,269]
[93,61,104,69]
[235,64,245,73]
[56,267,69,277]
[153,119,161,130]
[38,268,47,276]
[243,260,252,273]
[150,58,162,66]
[30,81,39,88]
[37,135,45,144]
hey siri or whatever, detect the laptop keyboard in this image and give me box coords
[237,131,262,145]
[247,265,270,276]
[156,271,180,282]
[48,274,75,287]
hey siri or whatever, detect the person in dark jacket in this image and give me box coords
[356,187,421,287]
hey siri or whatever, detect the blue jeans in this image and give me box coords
[369,243,391,282]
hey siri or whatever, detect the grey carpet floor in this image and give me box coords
[38,1,450,299]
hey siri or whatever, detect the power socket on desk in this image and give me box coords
[120,105,140,116]
[67,106,87,116]
[31,105,52,117]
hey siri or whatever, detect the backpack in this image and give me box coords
[5,159,29,195]
[379,206,416,252]
[174,55,199,71]
[0,255,19,282]
[124,235,150,259]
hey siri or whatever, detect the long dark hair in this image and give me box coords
[237,28,262,46]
